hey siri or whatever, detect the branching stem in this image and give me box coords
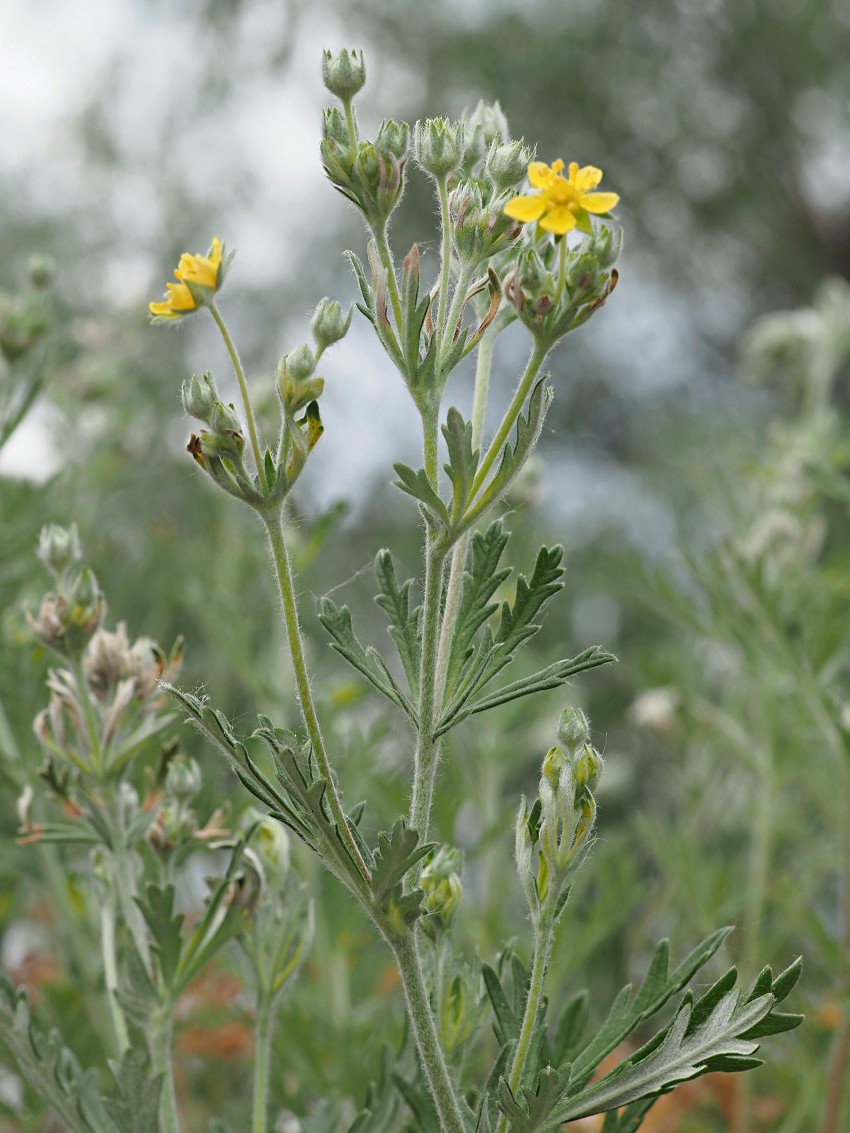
[263,511,371,885]
[210,303,267,492]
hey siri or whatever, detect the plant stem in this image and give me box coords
[388,930,467,1133]
[343,98,358,146]
[470,340,548,499]
[435,176,452,344]
[73,659,102,772]
[151,1006,181,1133]
[263,511,371,885]
[821,740,850,1133]
[252,999,274,1133]
[494,911,556,1133]
[374,224,404,333]
[210,303,267,492]
[439,263,473,367]
[409,538,447,844]
[433,326,495,715]
[100,895,129,1054]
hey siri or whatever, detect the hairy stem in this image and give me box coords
[821,743,850,1133]
[409,538,447,843]
[495,911,556,1133]
[210,303,267,492]
[252,1000,274,1133]
[263,511,371,884]
[150,1006,181,1133]
[100,895,129,1054]
[435,175,452,344]
[388,930,467,1133]
[374,224,405,333]
[433,326,495,715]
[470,340,548,498]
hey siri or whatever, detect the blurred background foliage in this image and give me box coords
[1,0,850,1129]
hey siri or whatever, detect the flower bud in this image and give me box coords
[28,254,55,289]
[557,706,591,751]
[181,372,220,424]
[449,179,521,265]
[246,812,291,883]
[414,118,465,179]
[165,754,202,803]
[284,344,316,381]
[375,118,410,161]
[208,399,243,435]
[485,140,535,194]
[37,524,82,577]
[322,48,366,102]
[321,106,351,147]
[421,845,463,925]
[463,100,509,169]
[311,298,353,351]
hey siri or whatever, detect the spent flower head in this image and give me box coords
[149,237,228,321]
[504,159,619,237]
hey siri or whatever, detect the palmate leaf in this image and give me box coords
[374,550,421,696]
[135,884,184,991]
[393,462,452,531]
[550,959,803,1124]
[436,647,615,736]
[496,1065,572,1133]
[318,597,417,720]
[445,522,511,696]
[0,977,117,1133]
[370,818,433,924]
[566,929,731,1091]
[105,1046,163,1133]
[443,408,480,523]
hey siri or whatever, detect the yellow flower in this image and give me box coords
[504,160,619,236]
[149,237,224,319]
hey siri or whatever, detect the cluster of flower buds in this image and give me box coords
[448,178,523,267]
[420,843,463,929]
[30,526,184,778]
[27,525,105,658]
[503,225,622,346]
[321,51,409,229]
[181,371,265,503]
[515,707,604,920]
[146,754,209,855]
[0,255,53,364]
[461,100,510,173]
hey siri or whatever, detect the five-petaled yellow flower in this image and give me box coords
[504,160,619,236]
[149,237,224,319]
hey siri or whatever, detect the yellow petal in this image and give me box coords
[528,162,555,190]
[580,191,620,215]
[538,206,577,235]
[149,300,179,317]
[503,194,547,223]
[550,158,565,175]
[573,165,603,191]
[209,237,223,266]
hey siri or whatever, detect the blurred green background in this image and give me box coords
[2,0,850,1129]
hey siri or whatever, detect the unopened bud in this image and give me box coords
[37,524,82,577]
[322,48,366,102]
[311,298,353,351]
[463,100,510,168]
[375,118,409,161]
[284,344,316,381]
[181,372,220,423]
[208,399,242,435]
[247,813,291,882]
[414,118,465,179]
[421,845,463,925]
[485,140,534,193]
[165,755,202,803]
[28,254,55,289]
[321,106,351,147]
[557,706,591,751]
